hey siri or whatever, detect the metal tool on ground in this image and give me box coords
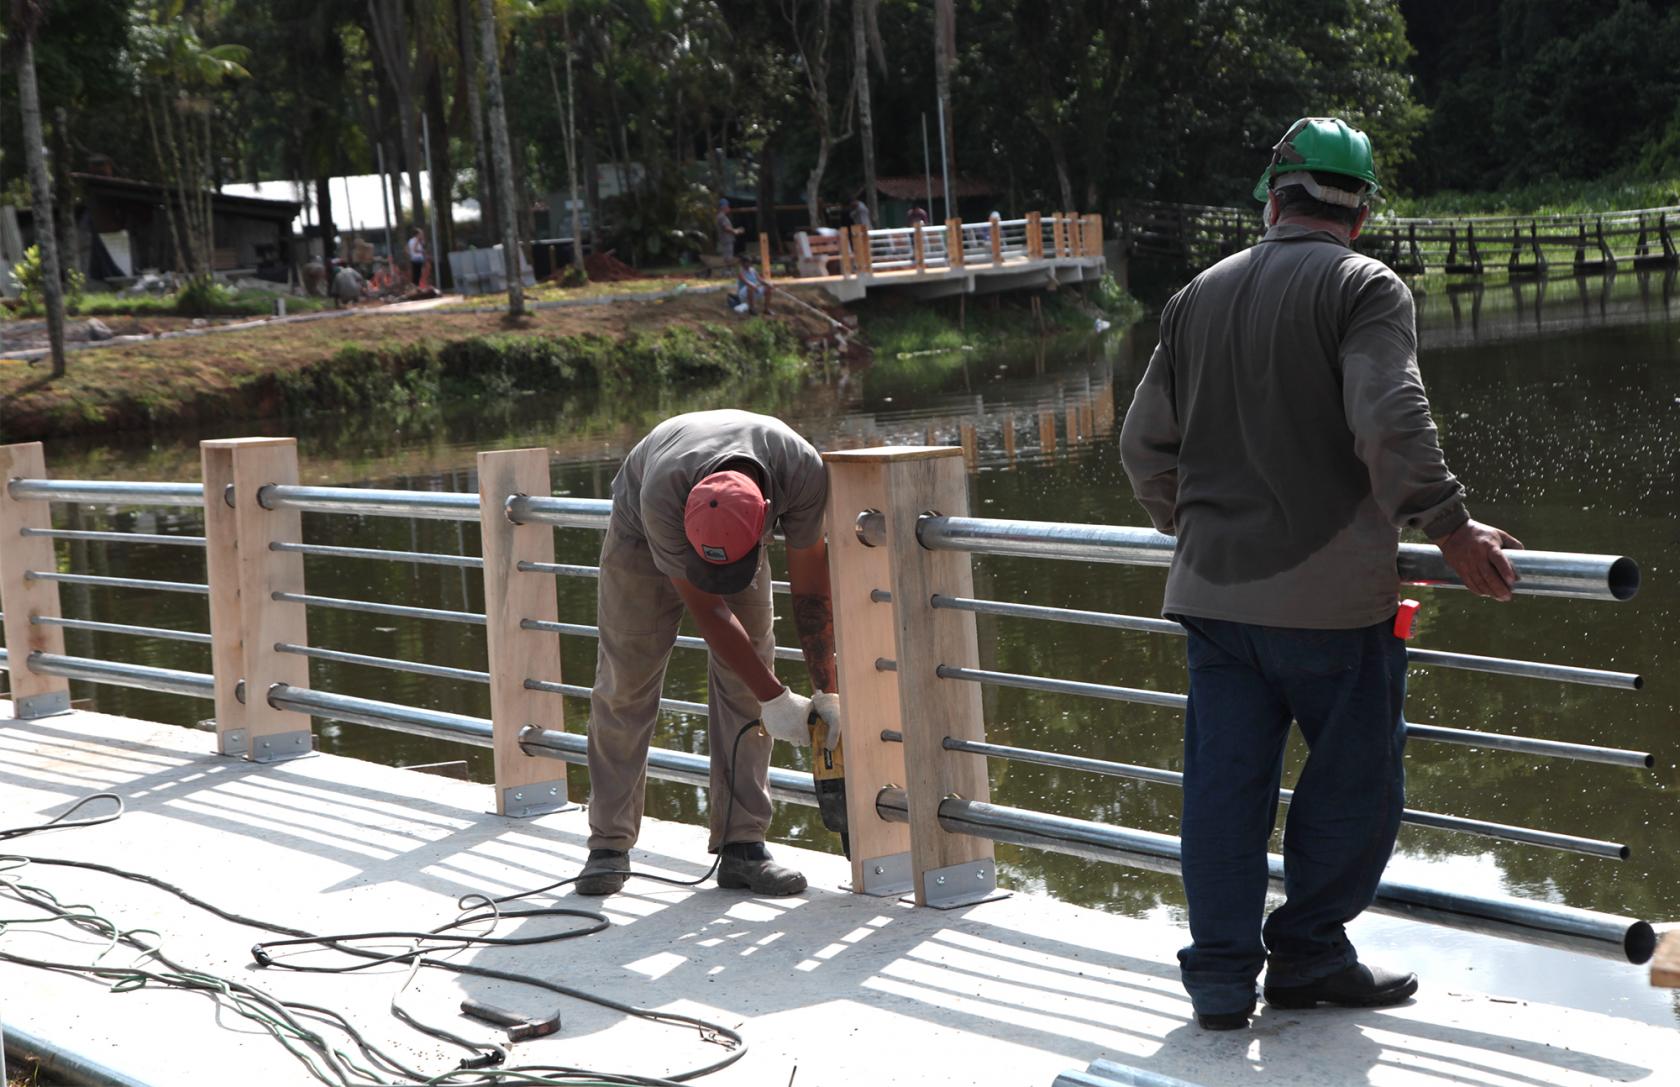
[460,999,562,1043]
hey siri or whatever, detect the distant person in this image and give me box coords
[1119,116,1522,1032]
[302,257,328,297]
[732,253,770,315]
[407,227,426,285]
[849,197,872,231]
[716,198,745,260]
[907,206,929,229]
[330,264,365,307]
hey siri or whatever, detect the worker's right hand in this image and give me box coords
[759,687,814,745]
[1434,519,1523,601]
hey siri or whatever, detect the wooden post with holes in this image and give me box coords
[854,225,872,277]
[838,224,854,278]
[912,223,926,272]
[1654,931,1680,988]
[822,450,914,896]
[758,233,772,280]
[1039,409,1057,456]
[0,443,70,718]
[478,448,573,817]
[959,422,977,469]
[875,447,996,907]
[201,438,311,761]
[1025,211,1041,260]
[946,219,964,268]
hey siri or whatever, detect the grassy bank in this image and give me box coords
[1384,173,1680,217]
[0,293,823,442]
[855,273,1141,357]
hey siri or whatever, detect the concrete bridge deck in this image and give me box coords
[2,704,1674,1087]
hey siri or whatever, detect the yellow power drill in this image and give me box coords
[810,712,849,858]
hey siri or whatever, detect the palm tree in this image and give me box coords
[853,0,883,224]
[479,0,524,315]
[13,0,67,377]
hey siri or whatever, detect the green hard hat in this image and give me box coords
[1251,117,1380,204]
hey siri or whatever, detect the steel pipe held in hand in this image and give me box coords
[854,512,1639,601]
[873,788,1656,963]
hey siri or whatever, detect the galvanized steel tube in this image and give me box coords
[258,484,480,521]
[523,676,708,717]
[1405,722,1653,769]
[273,643,490,684]
[935,664,1190,710]
[873,789,1656,963]
[270,592,485,626]
[931,594,1185,636]
[26,653,214,699]
[267,684,493,745]
[33,616,212,646]
[516,559,794,595]
[857,513,1640,601]
[505,494,614,530]
[892,734,1627,858]
[7,479,203,507]
[26,571,209,596]
[271,541,484,569]
[520,618,805,662]
[20,527,206,548]
[520,725,817,806]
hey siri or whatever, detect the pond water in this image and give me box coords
[17,268,1680,1025]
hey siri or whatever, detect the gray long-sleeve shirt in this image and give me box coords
[1119,223,1468,629]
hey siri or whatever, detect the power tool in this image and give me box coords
[810,712,849,858]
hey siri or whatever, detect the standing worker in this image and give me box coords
[715,198,744,260]
[1119,117,1523,1031]
[577,410,841,897]
[407,227,427,286]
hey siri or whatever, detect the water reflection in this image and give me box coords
[16,290,1680,1025]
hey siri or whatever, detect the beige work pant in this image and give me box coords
[587,523,775,853]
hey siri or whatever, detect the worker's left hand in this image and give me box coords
[810,692,842,749]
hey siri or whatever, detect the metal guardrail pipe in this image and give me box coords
[519,725,817,806]
[270,542,484,569]
[1405,722,1653,769]
[895,733,1627,859]
[20,527,206,548]
[854,512,1641,602]
[7,479,203,507]
[258,485,480,521]
[516,559,795,595]
[935,664,1191,711]
[33,616,212,646]
[26,571,209,596]
[26,653,214,699]
[520,618,805,662]
[273,643,491,684]
[932,594,1641,689]
[3,1019,163,1087]
[505,495,614,530]
[873,789,1656,963]
[271,592,485,626]
[522,677,709,717]
[267,684,493,746]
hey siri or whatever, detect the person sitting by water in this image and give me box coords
[731,254,771,315]
[330,263,365,308]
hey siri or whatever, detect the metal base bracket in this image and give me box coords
[909,858,1011,910]
[844,851,913,896]
[12,691,71,719]
[498,780,577,819]
[216,727,248,757]
[245,730,314,764]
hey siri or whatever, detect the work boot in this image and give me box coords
[1263,962,1418,1009]
[1195,1001,1255,1032]
[716,841,807,896]
[575,848,631,896]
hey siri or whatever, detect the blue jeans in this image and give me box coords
[1173,615,1407,1016]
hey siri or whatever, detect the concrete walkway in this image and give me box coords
[0,705,1673,1086]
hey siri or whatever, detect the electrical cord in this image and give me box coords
[0,792,123,839]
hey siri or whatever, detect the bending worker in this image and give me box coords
[577,409,839,897]
[1120,117,1521,1030]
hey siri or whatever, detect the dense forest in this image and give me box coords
[3,0,1678,270]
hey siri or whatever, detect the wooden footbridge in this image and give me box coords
[762,211,1108,302]
[1119,200,1680,278]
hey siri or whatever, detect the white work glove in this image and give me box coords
[759,687,814,745]
[810,691,842,750]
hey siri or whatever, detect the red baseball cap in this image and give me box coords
[683,470,768,594]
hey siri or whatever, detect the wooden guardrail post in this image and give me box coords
[1050,213,1064,259]
[821,450,914,896]
[0,443,71,718]
[912,223,926,272]
[838,224,854,278]
[1088,214,1103,257]
[853,225,873,277]
[875,447,997,908]
[478,448,573,817]
[758,232,773,280]
[1011,212,1025,262]
[201,438,311,761]
[946,218,964,268]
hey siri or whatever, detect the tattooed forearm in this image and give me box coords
[791,593,836,692]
